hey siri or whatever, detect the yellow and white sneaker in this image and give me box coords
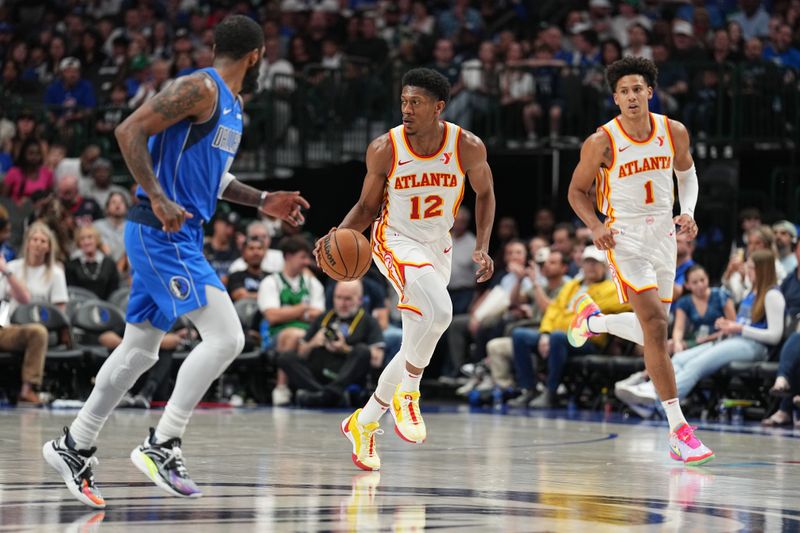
[341,409,383,471]
[391,386,426,444]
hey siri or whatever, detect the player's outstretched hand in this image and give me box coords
[674,214,698,239]
[473,249,494,283]
[313,227,337,269]
[591,225,617,251]
[152,195,193,232]
[261,191,311,227]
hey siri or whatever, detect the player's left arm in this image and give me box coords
[669,119,699,239]
[459,129,495,283]
[219,174,310,227]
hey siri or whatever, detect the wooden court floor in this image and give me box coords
[1,406,799,532]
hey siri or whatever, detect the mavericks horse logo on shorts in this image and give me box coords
[169,276,192,300]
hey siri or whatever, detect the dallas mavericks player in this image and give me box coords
[43,16,309,508]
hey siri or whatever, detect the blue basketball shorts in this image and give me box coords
[124,221,225,331]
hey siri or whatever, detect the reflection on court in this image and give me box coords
[1,407,799,531]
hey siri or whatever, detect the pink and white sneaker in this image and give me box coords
[567,293,602,348]
[669,423,715,465]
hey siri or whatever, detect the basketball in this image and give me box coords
[318,228,372,281]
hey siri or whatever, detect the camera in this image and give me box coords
[324,323,340,341]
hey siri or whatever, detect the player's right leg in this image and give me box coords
[342,266,452,469]
[389,267,452,444]
[43,321,164,508]
[131,286,244,497]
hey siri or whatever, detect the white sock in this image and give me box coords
[400,368,423,392]
[588,312,644,345]
[154,403,193,443]
[69,411,105,450]
[661,398,688,432]
[358,394,389,425]
[69,322,163,449]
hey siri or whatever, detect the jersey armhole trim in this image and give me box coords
[664,116,676,157]
[455,127,466,176]
[387,130,397,178]
[600,125,616,172]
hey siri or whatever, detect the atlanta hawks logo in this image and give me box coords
[656,136,665,147]
[441,152,452,164]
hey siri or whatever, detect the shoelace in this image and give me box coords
[73,455,99,484]
[362,428,384,457]
[675,425,700,445]
[161,446,190,477]
[401,396,420,425]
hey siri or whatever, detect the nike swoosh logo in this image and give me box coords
[619,145,631,152]
[398,160,412,166]
[223,108,232,115]
[443,246,452,253]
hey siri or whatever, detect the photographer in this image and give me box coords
[276,280,384,407]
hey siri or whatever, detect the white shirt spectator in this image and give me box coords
[257,58,295,93]
[728,7,770,40]
[257,271,325,313]
[55,157,92,193]
[228,249,285,276]
[4,258,68,319]
[611,14,652,47]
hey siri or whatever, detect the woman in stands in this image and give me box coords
[617,250,785,411]
[616,264,736,403]
[66,225,119,300]
[6,222,67,316]
[671,264,737,353]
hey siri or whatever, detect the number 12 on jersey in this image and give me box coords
[410,195,444,220]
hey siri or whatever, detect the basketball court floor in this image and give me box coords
[1,405,799,531]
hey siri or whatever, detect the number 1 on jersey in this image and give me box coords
[644,180,655,204]
[410,195,444,220]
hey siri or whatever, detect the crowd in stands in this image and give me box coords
[0,1,799,424]
[1,0,799,156]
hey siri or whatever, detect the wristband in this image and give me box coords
[260,190,268,208]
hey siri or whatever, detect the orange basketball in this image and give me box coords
[318,228,372,281]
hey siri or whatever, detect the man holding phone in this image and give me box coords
[276,280,385,407]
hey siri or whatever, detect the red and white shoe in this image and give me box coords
[391,385,426,444]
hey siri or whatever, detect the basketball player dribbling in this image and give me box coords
[42,16,310,508]
[315,68,496,471]
[566,57,714,465]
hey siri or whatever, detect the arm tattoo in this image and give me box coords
[151,76,207,120]
[120,128,164,199]
[220,179,262,207]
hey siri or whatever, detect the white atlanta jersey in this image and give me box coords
[375,121,466,243]
[596,112,675,221]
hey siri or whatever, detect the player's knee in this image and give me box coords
[217,328,246,358]
[405,270,452,333]
[109,348,158,391]
[642,314,669,339]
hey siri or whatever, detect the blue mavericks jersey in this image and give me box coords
[138,67,242,222]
